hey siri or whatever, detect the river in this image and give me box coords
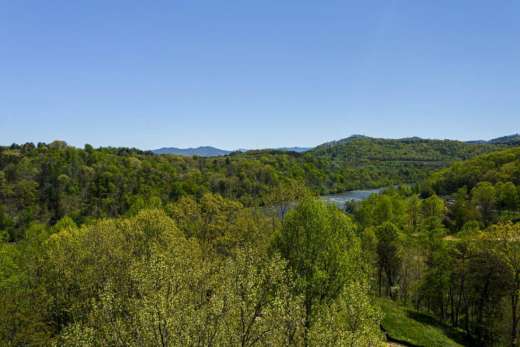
[321,188,383,207]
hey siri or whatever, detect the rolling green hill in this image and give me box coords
[427,146,520,195]
[0,137,502,240]
[309,135,499,163]
[302,136,501,193]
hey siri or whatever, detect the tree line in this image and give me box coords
[0,139,500,241]
[1,194,383,346]
[1,141,518,346]
[347,176,519,345]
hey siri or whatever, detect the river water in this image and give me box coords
[321,188,383,207]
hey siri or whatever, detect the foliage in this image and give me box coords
[485,223,520,347]
[0,141,518,346]
[308,136,500,193]
[310,281,384,347]
[1,201,383,346]
[351,180,520,346]
[428,146,520,196]
[275,198,379,346]
[0,138,499,240]
[58,248,304,347]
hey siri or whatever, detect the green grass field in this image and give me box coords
[378,299,473,347]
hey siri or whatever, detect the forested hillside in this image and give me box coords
[302,136,501,192]
[1,140,519,346]
[0,138,498,241]
[428,146,520,195]
[3,0,518,345]
[489,134,520,145]
[311,135,498,162]
[343,146,520,346]
[0,142,304,241]
[424,147,520,231]
[348,184,520,346]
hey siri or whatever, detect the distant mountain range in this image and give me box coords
[269,147,311,153]
[152,134,519,157]
[488,134,520,145]
[152,146,311,156]
[466,134,520,145]
[152,146,231,157]
[323,134,520,146]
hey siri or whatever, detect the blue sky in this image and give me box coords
[1,0,519,150]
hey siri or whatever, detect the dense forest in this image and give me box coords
[1,139,519,346]
[0,137,499,241]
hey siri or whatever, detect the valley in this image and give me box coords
[1,136,519,346]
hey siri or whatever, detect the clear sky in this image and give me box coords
[1,0,519,150]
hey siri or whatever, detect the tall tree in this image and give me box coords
[471,182,497,226]
[375,222,403,299]
[275,198,360,346]
[487,223,520,347]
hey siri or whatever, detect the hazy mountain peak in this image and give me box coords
[153,146,231,157]
[488,134,520,144]
[153,146,312,156]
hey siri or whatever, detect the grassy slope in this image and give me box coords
[378,299,473,347]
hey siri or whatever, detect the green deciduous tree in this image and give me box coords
[375,222,403,299]
[471,182,497,226]
[487,223,520,347]
[309,281,383,347]
[496,182,519,211]
[275,198,368,346]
